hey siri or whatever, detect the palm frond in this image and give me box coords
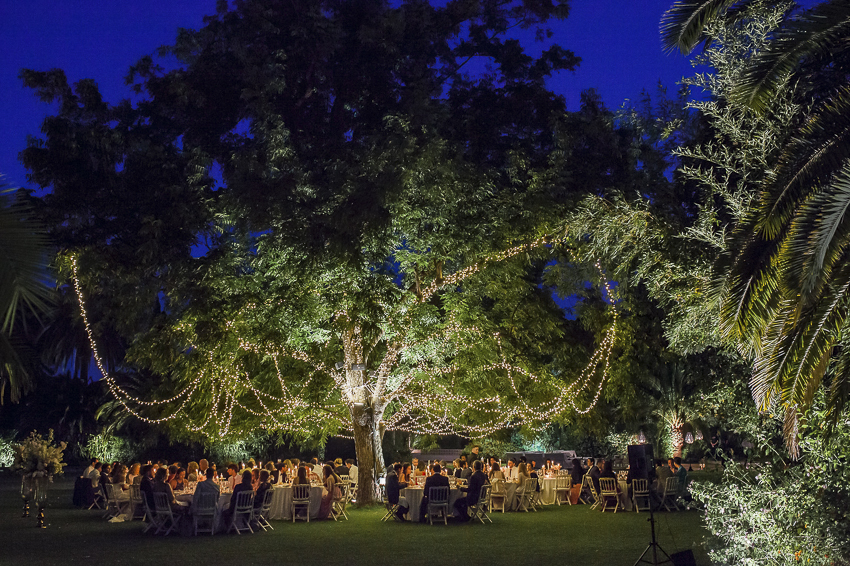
[756,88,850,240]
[780,161,850,302]
[660,0,749,53]
[0,189,53,333]
[733,3,850,112]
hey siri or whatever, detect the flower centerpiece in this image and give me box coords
[12,430,66,527]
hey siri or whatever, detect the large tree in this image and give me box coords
[23,0,628,502]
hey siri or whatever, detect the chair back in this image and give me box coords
[476,483,491,507]
[490,478,505,494]
[334,481,348,502]
[338,474,349,483]
[632,478,649,494]
[292,484,311,501]
[234,489,255,513]
[194,491,218,516]
[152,491,172,514]
[664,476,679,494]
[599,477,617,495]
[129,484,143,504]
[103,483,116,501]
[428,485,449,504]
[524,477,538,494]
[556,475,571,490]
[261,488,274,511]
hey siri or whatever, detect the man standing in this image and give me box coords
[468,445,481,464]
[454,460,487,520]
[386,463,409,521]
[419,463,450,522]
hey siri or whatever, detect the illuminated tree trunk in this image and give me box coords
[669,418,684,458]
[341,324,391,506]
[350,404,385,506]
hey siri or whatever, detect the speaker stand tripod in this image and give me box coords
[633,498,671,566]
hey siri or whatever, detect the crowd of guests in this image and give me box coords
[383,449,692,521]
[80,455,359,525]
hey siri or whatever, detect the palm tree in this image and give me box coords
[661,1,850,455]
[639,362,698,458]
[0,184,53,403]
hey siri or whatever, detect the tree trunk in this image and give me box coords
[351,404,385,506]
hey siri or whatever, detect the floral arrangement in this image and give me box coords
[12,430,67,479]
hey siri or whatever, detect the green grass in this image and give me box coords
[1,474,712,565]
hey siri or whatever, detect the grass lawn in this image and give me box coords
[1,473,713,565]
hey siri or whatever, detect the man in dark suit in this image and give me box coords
[454,460,488,520]
[385,463,409,520]
[138,464,155,509]
[589,458,604,495]
[419,463,450,522]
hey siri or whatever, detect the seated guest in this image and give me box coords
[489,462,504,481]
[292,465,310,486]
[419,464,450,522]
[226,464,240,491]
[334,458,348,478]
[400,463,413,484]
[152,467,184,512]
[174,468,188,491]
[82,458,99,484]
[166,465,178,487]
[411,458,424,475]
[251,468,260,491]
[459,460,471,480]
[127,463,141,485]
[452,459,462,478]
[655,459,672,495]
[385,463,409,521]
[138,465,156,509]
[589,458,605,494]
[454,460,488,520]
[223,470,254,524]
[186,461,199,482]
[254,470,272,509]
[192,467,220,508]
[345,459,358,484]
[110,464,128,489]
[570,458,584,504]
[318,465,338,519]
[99,463,112,486]
[198,459,209,480]
[266,462,279,484]
[505,459,519,481]
[673,457,689,496]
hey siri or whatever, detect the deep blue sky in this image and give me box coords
[0,0,694,191]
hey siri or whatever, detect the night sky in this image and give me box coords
[0,0,694,191]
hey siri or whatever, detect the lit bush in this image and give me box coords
[690,409,850,565]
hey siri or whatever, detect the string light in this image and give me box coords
[70,232,619,440]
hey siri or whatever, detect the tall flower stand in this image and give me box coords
[33,475,49,528]
[21,476,33,518]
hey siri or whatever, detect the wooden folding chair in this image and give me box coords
[599,478,620,512]
[426,486,449,525]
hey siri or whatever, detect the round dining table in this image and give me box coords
[268,484,326,520]
[401,486,464,522]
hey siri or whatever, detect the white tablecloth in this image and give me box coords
[268,485,325,520]
[538,477,557,505]
[402,486,463,522]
